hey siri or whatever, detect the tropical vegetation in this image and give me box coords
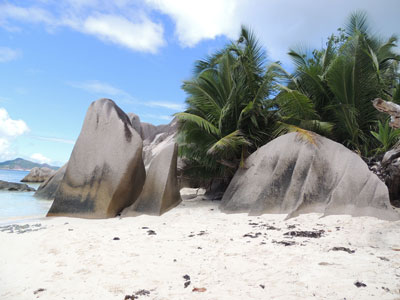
[276,12,400,155]
[175,26,279,181]
[175,11,400,184]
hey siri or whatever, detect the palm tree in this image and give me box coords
[175,26,278,182]
[277,11,400,155]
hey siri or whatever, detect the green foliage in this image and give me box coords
[175,26,278,180]
[371,118,400,154]
[278,11,400,155]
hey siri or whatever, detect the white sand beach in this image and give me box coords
[1,198,399,300]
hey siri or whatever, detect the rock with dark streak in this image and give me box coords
[47,99,146,218]
[220,132,399,221]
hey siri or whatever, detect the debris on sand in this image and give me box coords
[249,222,281,231]
[125,289,151,299]
[272,240,296,246]
[243,232,262,238]
[330,247,355,254]
[378,256,389,261]
[284,230,325,238]
[33,288,46,295]
[354,281,367,288]
[135,290,150,296]
[1,223,45,234]
[192,287,206,292]
[183,274,191,288]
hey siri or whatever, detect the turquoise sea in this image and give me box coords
[0,169,52,221]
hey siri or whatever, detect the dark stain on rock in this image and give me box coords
[254,158,298,210]
[48,165,111,216]
[113,102,133,142]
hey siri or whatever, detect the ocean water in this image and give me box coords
[0,169,53,220]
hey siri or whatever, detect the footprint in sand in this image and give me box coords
[75,268,91,275]
[52,271,63,279]
[48,248,60,255]
[56,261,67,267]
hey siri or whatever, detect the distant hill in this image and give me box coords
[0,158,60,171]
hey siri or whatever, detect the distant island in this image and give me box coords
[0,158,60,171]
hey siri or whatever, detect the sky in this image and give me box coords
[0,0,399,166]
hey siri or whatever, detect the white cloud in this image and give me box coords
[1,1,399,61]
[0,3,166,54]
[32,136,76,145]
[145,0,400,66]
[30,153,52,164]
[69,80,185,111]
[68,80,135,103]
[0,108,29,161]
[142,113,172,122]
[69,80,126,96]
[82,14,165,53]
[0,108,29,137]
[146,101,184,111]
[0,47,21,63]
[0,138,11,155]
[146,0,238,47]
[0,3,55,25]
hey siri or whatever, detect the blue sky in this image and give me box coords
[0,0,399,166]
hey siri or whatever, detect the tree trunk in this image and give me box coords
[372,98,400,128]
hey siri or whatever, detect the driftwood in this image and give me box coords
[372,98,400,128]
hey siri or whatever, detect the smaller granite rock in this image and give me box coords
[140,122,159,142]
[180,188,206,200]
[122,143,181,216]
[34,164,67,200]
[21,167,55,182]
[127,113,142,137]
[0,180,35,192]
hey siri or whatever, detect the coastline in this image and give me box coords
[1,198,399,300]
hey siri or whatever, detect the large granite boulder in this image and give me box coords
[122,143,181,216]
[0,180,35,192]
[47,99,146,218]
[220,132,400,221]
[21,167,55,182]
[34,164,67,200]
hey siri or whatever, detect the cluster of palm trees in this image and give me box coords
[175,12,400,183]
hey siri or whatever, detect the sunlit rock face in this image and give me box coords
[122,142,181,216]
[47,99,145,218]
[220,132,400,221]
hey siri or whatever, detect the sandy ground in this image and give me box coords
[0,198,400,300]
